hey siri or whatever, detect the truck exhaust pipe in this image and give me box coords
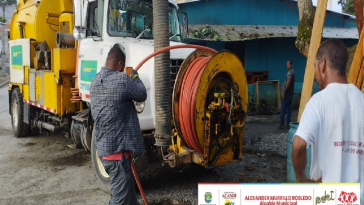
[56,32,75,48]
[36,121,65,132]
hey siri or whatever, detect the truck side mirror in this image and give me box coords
[73,0,86,40]
[178,10,188,40]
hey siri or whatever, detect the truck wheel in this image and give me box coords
[70,121,83,149]
[11,88,29,137]
[91,129,111,194]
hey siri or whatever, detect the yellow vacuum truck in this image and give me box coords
[8,0,248,192]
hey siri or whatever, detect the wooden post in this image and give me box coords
[297,0,328,122]
[356,61,363,89]
[347,29,363,86]
[354,0,363,35]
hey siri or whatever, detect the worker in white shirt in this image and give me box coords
[292,39,363,203]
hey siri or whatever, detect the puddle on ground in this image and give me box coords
[48,151,89,167]
[18,142,36,147]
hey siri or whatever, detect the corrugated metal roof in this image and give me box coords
[177,0,200,3]
[188,24,359,41]
[178,0,356,20]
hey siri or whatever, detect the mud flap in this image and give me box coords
[23,103,30,124]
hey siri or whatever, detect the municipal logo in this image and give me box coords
[205,192,212,204]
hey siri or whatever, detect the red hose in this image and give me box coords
[179,57,211,154]
[131,160,149,205]
[132,45,217,204]
[134,45,217,71]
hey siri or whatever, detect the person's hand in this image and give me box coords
[132,69,139,80]
[296,173,321,183]
[282,92,285,100]
[297,177,322,183]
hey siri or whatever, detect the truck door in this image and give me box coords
[78,0,107,102]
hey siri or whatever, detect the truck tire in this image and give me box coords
[91,129,111,194]
[70,121,83,149]
[11,88,29,137]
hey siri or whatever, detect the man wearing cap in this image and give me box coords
[90,45,147,205]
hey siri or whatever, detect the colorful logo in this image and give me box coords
[11,45,23,70]
[204,192,212,204]
[222,192,236,205]
[315,190,335,204]
[224,200,234,205]
[80,60,98,82]
[338,191,358,205]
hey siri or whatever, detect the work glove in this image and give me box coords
[132,69,139,80]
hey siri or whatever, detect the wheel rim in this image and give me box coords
[95,150,110,178]
[12,99,18,130]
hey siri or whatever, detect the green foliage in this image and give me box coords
[338,0,355,16]
[191,26,220,41]
[0,17,6,23]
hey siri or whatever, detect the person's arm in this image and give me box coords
[125,72,147,102]
[282,70,293,100]
[282,78,291,100]
[292,135,310,182]
[293,97,321,182]
[292,139,321,183]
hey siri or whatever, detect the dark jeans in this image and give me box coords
[101,155,138,205]
[280,94,293,126]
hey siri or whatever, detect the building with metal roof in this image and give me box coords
[178,0,359,108]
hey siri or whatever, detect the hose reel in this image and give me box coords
[172,50,248,168]
[134,45,248,168]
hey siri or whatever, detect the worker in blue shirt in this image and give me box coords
[90,45,147,205]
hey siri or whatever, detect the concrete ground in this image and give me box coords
[0,86,291,205]
[0,86,110,205]
[0,75,9,87]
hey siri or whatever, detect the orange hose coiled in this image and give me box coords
[132,45,217,205]
[179,57,211,154]
[135,45,218,155]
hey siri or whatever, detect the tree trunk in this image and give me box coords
[296,0,357,73]
[295,0,315,57]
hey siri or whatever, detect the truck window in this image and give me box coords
[87,1,99,37]
[107,0,181,41]
[96,0,104,36]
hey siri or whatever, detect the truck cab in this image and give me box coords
[74,0,193,131]
[72,0,194,191]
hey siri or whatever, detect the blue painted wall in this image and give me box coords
[203,37,357,84]
[179,0,357,27]
[244,38,306,84]
[202,37,357,109]
[181,0,358,109]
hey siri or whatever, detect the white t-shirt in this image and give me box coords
[295,83,363,202]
